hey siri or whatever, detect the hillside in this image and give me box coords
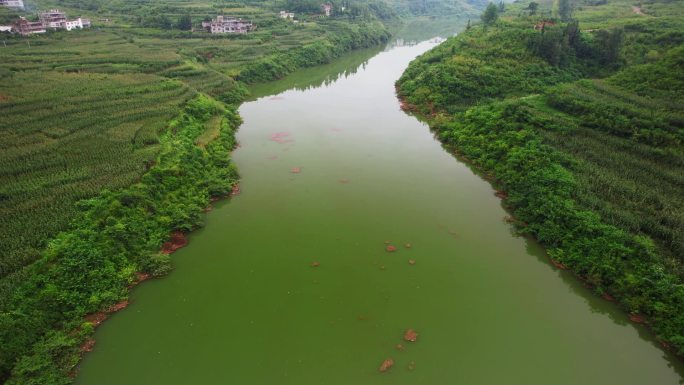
[385,0,486,17]
[397,0,684,356]
[0,1,394,382]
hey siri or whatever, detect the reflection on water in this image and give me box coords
[248,15,464,100]
[247,45,384,100]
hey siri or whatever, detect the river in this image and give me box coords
[76,22,684,385]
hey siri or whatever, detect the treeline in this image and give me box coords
[237,20,390,82]
[0,95,241,383]
[428,98,684,356]
[397,0,684,356]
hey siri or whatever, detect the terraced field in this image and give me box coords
[0,71,194,297]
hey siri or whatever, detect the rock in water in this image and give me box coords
[386,245,397,252]
[404,329,418,342]
[379,358,394,372]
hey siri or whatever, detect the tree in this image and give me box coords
[594,27,624,66]
[527,1,539,15]
[498,1,505,13]
[481,3,499,26]
[466,19,471,30]
[558,0,573,21]
[177,14,192,31]
[160,15,172,30]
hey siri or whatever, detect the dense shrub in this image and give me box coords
[0,95,240,383]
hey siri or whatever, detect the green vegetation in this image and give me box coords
[481,2,499,25]
[2,94,240,384]
[0,0,396,382]
[237,21,390,82]
[397,0,684,356]
[385,0,486,17]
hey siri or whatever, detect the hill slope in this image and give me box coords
[397,0,684,356]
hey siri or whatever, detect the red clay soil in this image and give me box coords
[0,95,9,101]
[80,338,96,353]
[404,329,418,342]
[108,300,130,313]
[549,258,568,270]
[602,292,616,302]
[161,231,188,254]
[379,358,394,372]
[127,272,150,289]
[230,184,241,196]
[84,300,130,328]
[629,313,647,324]
[84,312,107,327]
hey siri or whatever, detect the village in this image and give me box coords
[0,2,335,36]
[0,9,91,36]
[200,3,333,34]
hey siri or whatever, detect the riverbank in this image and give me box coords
[396,0,684,358]
[1,95,240,384]
[0,10,394,382]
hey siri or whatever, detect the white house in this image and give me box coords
[39,9,67,29]
[0,0,24,9]
[321,3,333,16]
[65,17,91,31]
[38,10,91,31]
[279,11,295,19]
[203,15,253,34]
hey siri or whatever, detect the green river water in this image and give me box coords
[76,25,684,385]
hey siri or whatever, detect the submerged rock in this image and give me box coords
[311,261,320,267]
[386,245,397,252]
[404,329,418,342]
[379,358,394,372]
[270,132,293,143]
[408,259,416,265]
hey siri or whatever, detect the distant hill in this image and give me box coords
[385,0,487,17]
